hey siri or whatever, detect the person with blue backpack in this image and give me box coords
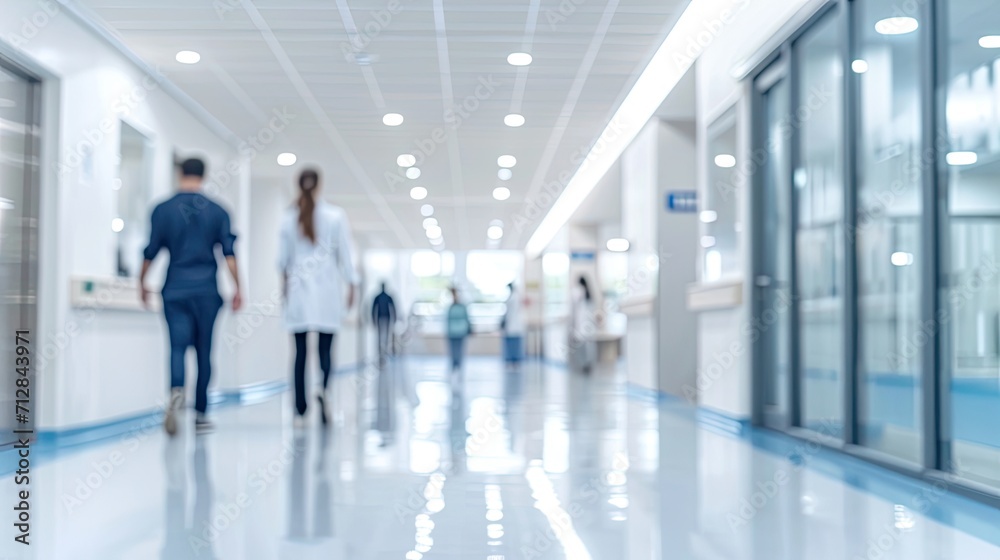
[446,286,472,370]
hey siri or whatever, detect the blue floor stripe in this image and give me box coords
[626,381,1000,548]
[0,363,361,477]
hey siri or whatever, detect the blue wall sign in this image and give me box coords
[570,251,596,261]
[666,191,697,213]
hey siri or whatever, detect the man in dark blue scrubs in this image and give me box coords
[371,282,397,365]
[140,157,242,436]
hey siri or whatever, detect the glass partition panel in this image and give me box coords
[854,0,924,463]
[795,11,846,438]
[942,0,1000,487]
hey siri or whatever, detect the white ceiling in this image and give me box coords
[74,0,690,250]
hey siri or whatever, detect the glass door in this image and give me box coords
[754,61,795,429]
[0,63,41,447]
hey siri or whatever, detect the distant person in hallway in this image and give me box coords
[570,275,596,373]
[501,281,525,367]
[446,286,472,371]
[278,168,359,428]
[141,157,242,436]
[371,282,397,365]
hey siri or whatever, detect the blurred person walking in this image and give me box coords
[371,282,397,365]
[569,275,596,373]
[141,157,242,436]
[446,286,472,371]
[278,168,359,428]
[501,282,525,368]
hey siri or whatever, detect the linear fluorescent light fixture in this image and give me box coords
[525,0,745,259]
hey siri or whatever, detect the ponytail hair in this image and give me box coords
[297,168,320,243]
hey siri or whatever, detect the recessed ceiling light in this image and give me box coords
[277,152,297,166]
[397,154,416,167]
[700,235,717,248]
[493,187,511,201]
[425,225,443,239]
[175,50,201,64]
[507,52,532,66]
[699,210,718,223]
[423,217,438,229]
[383,113,404,126]
[946,151,977,166]
[431,237,444,247]
[487,225,504,240]
[713,154,736,168]
[504,114,525,127]
[874,17,918,35]
[420,204,434,217]
[406,167,421,180]
[851,59,869,74]
[606,238,630,252]
[111,218,125,232]
[410,186,428,200]
[980,36,1000,49]
[497,155,517,168]
[498,168,512,181]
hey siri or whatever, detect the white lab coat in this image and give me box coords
[503,290,525,336]
[278,200,359,333]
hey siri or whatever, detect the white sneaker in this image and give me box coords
[195,414,215,435]
[164,388,183,437]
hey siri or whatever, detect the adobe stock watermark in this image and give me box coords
[384,75,501,193]
[1,0,61,53]
[682,289,794,404]
[715,83,834,202]
[35,277,132,374]
[545,0,586,30]
[189,441,302,554]
[887,257,999,370]
[512,117,625,233]
[726,418,839,531]
[393,472,447,524]
[520,452,629,559]
[853,460,962,560]
[670,0,751,71]
[56,70,166,176]
[60,400,168,514]
[339,0,409,61]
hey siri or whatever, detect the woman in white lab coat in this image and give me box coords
[278,168,359,427]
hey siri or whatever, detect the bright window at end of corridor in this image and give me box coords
[411,250,454,278]
[466,251,523,299]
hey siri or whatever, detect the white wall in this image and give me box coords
[0,2,253,429]
[657,120,699,396]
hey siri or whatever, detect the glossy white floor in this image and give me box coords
[4,357,1000,559]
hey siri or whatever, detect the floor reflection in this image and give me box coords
[30,356,1000,559]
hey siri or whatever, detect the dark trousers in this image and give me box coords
[376,319,391,360]
[448,337,465,369]
[293,332,334,416]
[163,294,223,414]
